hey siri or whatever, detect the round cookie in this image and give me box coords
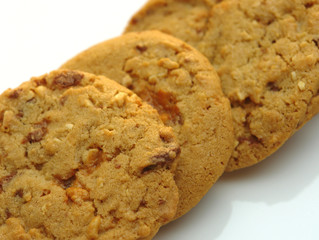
[61,31,234,218]
[126,0,319,171]
[0,69,180,240]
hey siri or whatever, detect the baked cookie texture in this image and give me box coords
[0,70,180,240]
[61,31,234,218]
[126,0,319,171]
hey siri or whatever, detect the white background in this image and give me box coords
[0,1,318,239]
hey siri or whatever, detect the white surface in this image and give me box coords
[0,1,318,240]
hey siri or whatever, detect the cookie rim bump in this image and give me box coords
[61,30,235,219]
[125,0,319,171]
[0,69,180,240]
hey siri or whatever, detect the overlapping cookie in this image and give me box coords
[126,0,319,171]
[0,70,180,240]
[61,31,234,218]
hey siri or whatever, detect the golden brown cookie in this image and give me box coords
[0,69,180,240]
[61,31,234,218]
[126,0,319,171]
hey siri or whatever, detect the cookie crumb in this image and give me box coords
[96,177,104,187]
[34,86,47,97]
[24,191,32,202]
[25,91,35,101]
[54,138,62,143]
[291,71,297,81]
[65,123,74,130]
[298,81,306,91]
[122,75,133,87]
[159,127,174,142]
[83,149,101,167]
[169,150,177,159]
[66,187,90,204]
[2,110,15,132]
[87,216,101,240]
[158,58,179,70]
[148,75,158,84]
[113,92,127,107]
[137,224,151,237]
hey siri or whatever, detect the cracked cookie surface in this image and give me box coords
[126,0,319,171]
[61,31,234,218]
[0,70,180,240]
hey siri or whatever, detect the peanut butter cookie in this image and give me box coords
[0,70,180,240]
[126,0,319,171]
[61,31,234,219]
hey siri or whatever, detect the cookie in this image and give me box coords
[0,69,180,240]
[61,31,234,218]
[126,0,319,171]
